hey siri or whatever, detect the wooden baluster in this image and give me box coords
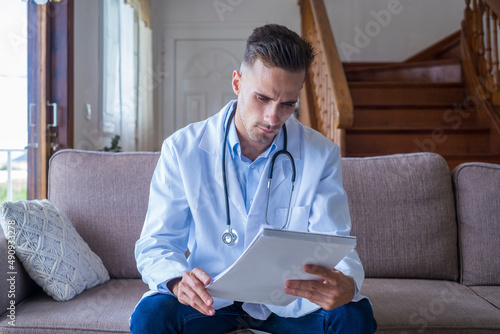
[486,4,493,91]
[327,82,333,139]
[492,12,500,106]
[328,74,334,139]
[299,0,353,143]
[477,1,486,77]
[317,49,322,113]
[322,60,327,112]
[321,61,326,108]
[463,0,472,39]
[493,12,499,89]
[471,0,481,68]
[473,0,479,54]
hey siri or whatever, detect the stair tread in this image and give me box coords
[350,83,465,107]
[349,81,464,88]
[354,105,472,109]
[351,106,482,129]
[340,34,495,164]
[345,59,463,84]
[348,126,489,131]
[355,105,473,110]
[346,128,490,135]
[345,130,491,156]
[344,58,461,73]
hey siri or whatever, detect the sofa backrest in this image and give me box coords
[49,150,461,281]
[452,162,500,286]
[342,153,459,281]
[48,150,160,279]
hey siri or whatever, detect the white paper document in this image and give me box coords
[206,228,356,306]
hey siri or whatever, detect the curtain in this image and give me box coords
[137,18,154,151]
[102,0,120,137]
[102,0,154,152]
[124,0,151,28]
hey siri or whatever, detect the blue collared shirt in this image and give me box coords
[227,119,278,213]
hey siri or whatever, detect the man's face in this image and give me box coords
[231,59,305,156]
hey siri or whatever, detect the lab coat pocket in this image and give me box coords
[274,205,311,231]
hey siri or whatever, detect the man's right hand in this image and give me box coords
[172,268,215,316]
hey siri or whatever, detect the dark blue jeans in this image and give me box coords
[130,294,377,334]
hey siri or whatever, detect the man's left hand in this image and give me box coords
[284,264,355,310]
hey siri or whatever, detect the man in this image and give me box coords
[131,24,377,333]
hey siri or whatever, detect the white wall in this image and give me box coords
[149,0,465,63]
[150,0,302,142]
[72,0,465,150]
[151,0,301,28]
[326,0,464,62]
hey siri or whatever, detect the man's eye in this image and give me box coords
[257,96,268,102]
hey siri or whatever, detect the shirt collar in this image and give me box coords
[227,117,279,162]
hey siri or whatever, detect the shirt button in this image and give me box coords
[250,200,253,205]
[251,165,255,169]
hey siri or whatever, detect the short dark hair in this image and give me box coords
[243,24,315,75]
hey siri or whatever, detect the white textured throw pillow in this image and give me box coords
[0,199,109,301]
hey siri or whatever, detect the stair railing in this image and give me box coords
[299,0,353,155]
[461,0,500,138]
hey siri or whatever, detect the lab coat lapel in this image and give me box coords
[214,152,247,220]
[249,116,302,219]
[248,144,287,221]
[202,101,247,221]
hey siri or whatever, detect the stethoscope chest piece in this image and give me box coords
[222,227,238,246]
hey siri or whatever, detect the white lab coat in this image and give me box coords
[135,100,365,320]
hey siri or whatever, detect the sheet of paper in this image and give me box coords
[206,228,356,306]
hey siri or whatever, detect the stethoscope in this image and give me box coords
[221,106,296,246]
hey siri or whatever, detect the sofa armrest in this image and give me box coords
[0,229,37,318]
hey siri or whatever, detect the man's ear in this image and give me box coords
[232,70,242,96]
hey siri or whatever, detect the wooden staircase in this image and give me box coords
[299,0,500,171]
[343,50,500,170]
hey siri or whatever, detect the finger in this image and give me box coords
[285,269,355,310]
[177,271,214,315]
[177,284,215,316]
[185,269,214,306]
[284,285,332,309]
[303,264,337,280]
[285,280,349,311]
[285,279,327,292]
[192,267,212,286]
[190,292,215,316]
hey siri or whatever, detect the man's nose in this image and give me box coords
[264,103,280,126]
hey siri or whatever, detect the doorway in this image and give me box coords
[0,0,28,202]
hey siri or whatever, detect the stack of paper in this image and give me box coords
[206,228,356,306]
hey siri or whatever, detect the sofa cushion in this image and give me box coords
[0,199,109,301]
[48,150,160,279]
[342,153,458,280]
[452,162,500,286]
[470,286,500,309]
[0,279,148,333]
[361,279,500,334]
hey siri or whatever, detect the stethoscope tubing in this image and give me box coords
[222,105,296,245]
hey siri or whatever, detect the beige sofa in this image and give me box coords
[0,149,499,333]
